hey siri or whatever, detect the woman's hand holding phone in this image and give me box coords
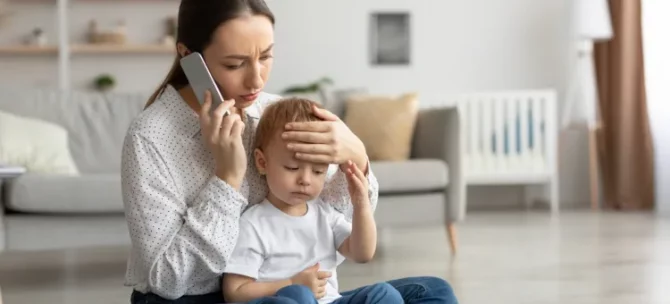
[199,90,247,190]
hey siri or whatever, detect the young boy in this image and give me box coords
[222,98,402,304]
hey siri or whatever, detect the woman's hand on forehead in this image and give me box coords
[281,105,368,171]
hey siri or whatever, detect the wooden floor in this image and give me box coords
[1,210,669,304]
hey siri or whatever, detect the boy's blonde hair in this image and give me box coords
[254,98,324,151]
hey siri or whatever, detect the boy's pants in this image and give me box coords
[271,283,401,304]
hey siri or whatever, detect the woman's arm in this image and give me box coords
[122,133,247,300]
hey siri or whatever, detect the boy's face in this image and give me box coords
[254,133,329,206]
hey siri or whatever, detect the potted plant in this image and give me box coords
[93,74,116,92]
[281,77,334,104]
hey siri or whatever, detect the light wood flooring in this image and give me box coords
[1,211,669,304]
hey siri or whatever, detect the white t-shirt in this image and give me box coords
[224,199,352,304]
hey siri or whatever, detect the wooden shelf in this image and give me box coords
[0,44,174,55]
[71,44,174,54]
[0,45,58,55]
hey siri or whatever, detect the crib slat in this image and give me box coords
[519,97,529,170]
[481,97,492,172]
[532,95,542,171]
[506,96,517,171]
[494,96,505,172]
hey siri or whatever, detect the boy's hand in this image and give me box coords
[344,160,369,207]
[290,263,331,299]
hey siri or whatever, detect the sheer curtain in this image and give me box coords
[642,0,670,214]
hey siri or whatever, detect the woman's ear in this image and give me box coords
[176,43,190,58]
[254,148,267,175]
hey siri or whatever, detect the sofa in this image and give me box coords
[0,87,464,253]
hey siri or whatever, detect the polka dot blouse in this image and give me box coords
[120,85,379,300]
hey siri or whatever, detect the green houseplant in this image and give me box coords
[93,74,116,92]
[281,77,333,104]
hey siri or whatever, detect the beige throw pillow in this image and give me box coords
[0,110,79,175]
[344,93,419,161]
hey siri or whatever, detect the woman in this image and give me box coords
[121,0,458,303]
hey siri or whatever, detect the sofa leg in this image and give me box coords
[447,223,457,255]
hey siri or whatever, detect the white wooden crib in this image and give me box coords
[445,89,559,215]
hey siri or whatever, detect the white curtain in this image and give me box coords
[642,0,670,214]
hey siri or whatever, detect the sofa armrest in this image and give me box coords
[0,178,4,207]
[0,179,6,251]
[411,106,466,222]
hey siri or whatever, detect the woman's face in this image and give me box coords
[202,14,274,109]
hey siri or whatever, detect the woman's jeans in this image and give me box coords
[130,276,458,304]
[130,286,314,304]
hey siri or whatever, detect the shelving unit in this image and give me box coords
[0,44,173,55]
[0,0,176,90]
[0,45,59,55]
[71,43,174,54]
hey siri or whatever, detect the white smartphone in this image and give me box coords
[180,52,229,115]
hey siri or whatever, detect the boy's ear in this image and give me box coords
[254,148,267,175]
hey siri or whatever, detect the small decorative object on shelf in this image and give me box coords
[88,19,127,45]
[93,73,116,92]
[166,16,177,38]
[161,16,177,46]
[25,27,47,46]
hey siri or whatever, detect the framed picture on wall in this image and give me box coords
[369,11,411,66]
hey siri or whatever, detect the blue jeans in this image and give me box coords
[385,276,458,304]
[267,283,400,304]
[131,276,457,304]
[333,282,402,304]
[246,285,314,304]
[266,276,458,304]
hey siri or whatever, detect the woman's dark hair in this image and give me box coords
[145,0,275,108]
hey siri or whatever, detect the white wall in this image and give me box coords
[0,0,588,209]
[267,0,570,101]
[643,0,670,215]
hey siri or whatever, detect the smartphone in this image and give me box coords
[180,52,229,115]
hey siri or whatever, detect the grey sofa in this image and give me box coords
[0,88,463,253]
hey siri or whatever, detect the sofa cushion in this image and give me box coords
[326,88,368,118]
[371,159,448,194]
[345,93,420,161]
[0,110,79,175]
[0,87,147,174]
[4,174,123,213]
